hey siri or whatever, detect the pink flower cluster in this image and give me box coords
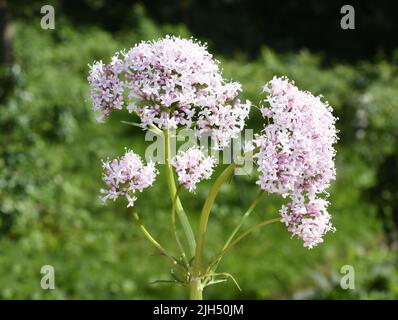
[172,146,215,192]
[195,82,251,149]
[254,76,337,248]
[280,197,335,248]
[87,59,124,122]
[88,36,250,149]
[100,149,157,208]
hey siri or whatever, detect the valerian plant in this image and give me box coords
[87,36,338,299]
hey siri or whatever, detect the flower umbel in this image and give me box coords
[88,36,251,149]
[255,76,337,197]
[100,149,158,207]
[255,76,338,247]
[88,57,124,122]
[172,146,215,192]
[280,196,335,248]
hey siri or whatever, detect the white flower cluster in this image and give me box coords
[280,196,335,248]
[172,146,215,192]
[254,77,338,248]
[88,36,251,149]
[87,59,124,122]
[100,150,157,208]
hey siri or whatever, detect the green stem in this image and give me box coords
[213,190,265,271]
[190,163,237,300]
[133,212,174,264]
[171,186,189,268]
[164,129,196,258]
[189,279,203,300]
[206,217,280,274]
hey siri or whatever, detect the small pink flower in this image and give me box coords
[280,196,335,248]
[88,59,124,122]
[100,149,157,208]
[172,146,215,192]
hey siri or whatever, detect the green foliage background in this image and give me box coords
[1,3,398,299]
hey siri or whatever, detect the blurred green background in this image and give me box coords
[1,0,398,299]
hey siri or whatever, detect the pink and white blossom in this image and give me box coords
[255,76,338,247]
[280,196,335,248]
[88,58,124,122]
[88,36,250,149]
[100,149,157,207]
[172,146,215,192]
